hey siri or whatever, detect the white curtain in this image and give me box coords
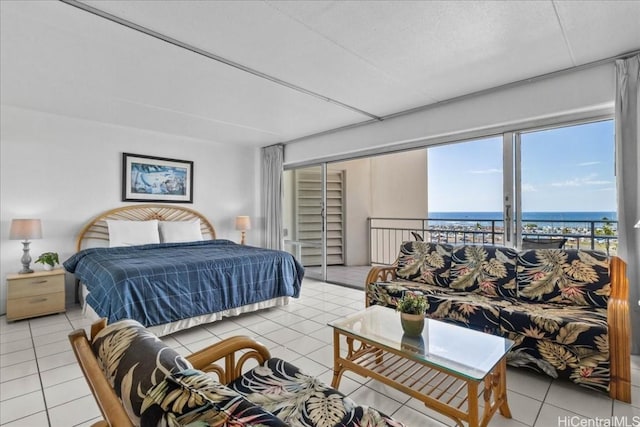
[261,144,284,250]
[615,54,640,355]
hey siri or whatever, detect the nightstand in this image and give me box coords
[6,269,66,321]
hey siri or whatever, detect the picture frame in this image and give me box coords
[122,153,193,203]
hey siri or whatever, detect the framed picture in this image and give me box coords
[122,153,193,203]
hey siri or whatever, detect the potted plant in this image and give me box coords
[396,291,428,336]
[35,252,59,271]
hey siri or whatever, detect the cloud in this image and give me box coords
[551,175,611,187]
[578,161,601,167]
[522,183,537,192]
[469,168,501,174]
[552,179,581,187]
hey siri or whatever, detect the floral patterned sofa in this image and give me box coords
[69,319,405,427]
[365,241,631,402]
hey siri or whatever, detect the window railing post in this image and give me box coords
[367,217,371,265]
[366,216,617,265]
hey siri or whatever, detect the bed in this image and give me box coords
[64,205,304,336]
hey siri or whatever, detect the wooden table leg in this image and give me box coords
[498,359,512,418]
[468,381,479,427]
[331,329,345,388]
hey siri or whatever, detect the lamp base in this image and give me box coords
[19,240,33,274]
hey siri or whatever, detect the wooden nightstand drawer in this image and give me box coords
[6,269,66,320]
[7,273,64,299]
[7,292,65,320]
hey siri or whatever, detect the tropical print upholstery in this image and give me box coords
[395,241,453,287]
[505,333,610,393]
[449,245,518,298]
[91,320,405,426]
[366,245,614,395]
[141,369,287,427]
[366,280,512,334]
[229,358,404,427]
[517,249,610,307]
[425,291,514,335]
[366,279,456,309]
[500,302,608,347]
[92,319,192,425]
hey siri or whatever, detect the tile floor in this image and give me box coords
[1,278,639,426]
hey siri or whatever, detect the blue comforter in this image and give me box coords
[64,240,304,326]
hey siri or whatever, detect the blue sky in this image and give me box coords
[428,120,616,212]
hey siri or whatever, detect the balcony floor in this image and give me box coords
[304,265,376,289]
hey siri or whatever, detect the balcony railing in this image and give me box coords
[368,217,618,265]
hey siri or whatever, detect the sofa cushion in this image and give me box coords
[449,245,518,298]
[396,241,453,287]
[499,302,608,347]
[366,279,456,309]
[425,291,514,334]
[228,358,403,427]
[141,369,287,427]
[91,319,192,425]
[517,249,610,307]
[504,334,610,393]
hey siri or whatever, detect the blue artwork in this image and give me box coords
[122,153,193,203]
[130,162,187,196]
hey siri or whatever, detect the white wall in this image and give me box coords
[370,150,428,218]
[285,63,615,164]
[0,106,259,314]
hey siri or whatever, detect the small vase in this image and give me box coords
[400,312,424,337]
[401,333,426,354]
[43,264,53,271]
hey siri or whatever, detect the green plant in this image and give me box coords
[396,291,428,315]
[35,252,59,267]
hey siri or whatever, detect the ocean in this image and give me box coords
[429,211,617,223]
[427,211,618,226]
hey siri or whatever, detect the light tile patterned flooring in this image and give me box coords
[1,278,639,426]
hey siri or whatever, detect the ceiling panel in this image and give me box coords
[1,0,639,147]
[0,0,366,145]
[554,1,640,65]
[272,1,574,103]
[80,0,438,117]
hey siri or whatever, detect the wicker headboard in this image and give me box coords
[76,204,216,251]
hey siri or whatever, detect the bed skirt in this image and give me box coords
[80,283,291,337]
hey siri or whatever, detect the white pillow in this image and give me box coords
[159,220,203,243]
[107,220,160,248]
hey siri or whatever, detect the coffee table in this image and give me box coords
[329,305,514,427]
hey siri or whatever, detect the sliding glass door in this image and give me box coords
[427,136,508,245]
[283,165,326,281]
[515,119,617,253]
[282,118,617,289]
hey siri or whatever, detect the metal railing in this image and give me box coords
[368,217,618,265]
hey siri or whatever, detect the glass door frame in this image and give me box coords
[283,163,328,282]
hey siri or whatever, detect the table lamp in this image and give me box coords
[235,216,251,245]
[9,218,43,274]
[635,220,640,229]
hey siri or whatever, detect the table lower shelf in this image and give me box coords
[331,331,511,427]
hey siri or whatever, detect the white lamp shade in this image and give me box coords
[635,220,640,229]
[9,219,42,240]
[235,216,251,231]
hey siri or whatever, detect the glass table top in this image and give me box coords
[329,305,514,381]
